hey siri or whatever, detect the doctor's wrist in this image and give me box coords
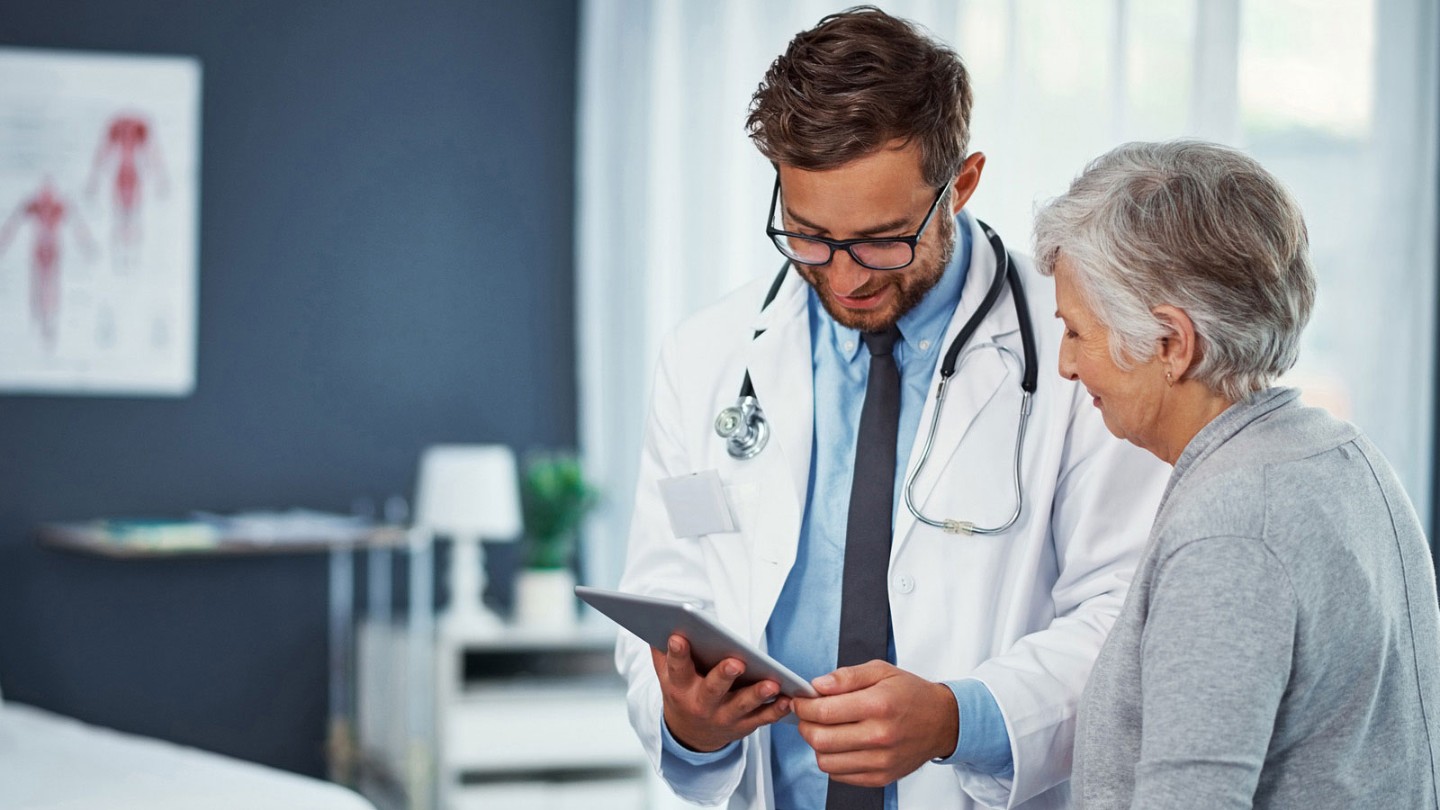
[927,680,960,761]
[662,711,740,756]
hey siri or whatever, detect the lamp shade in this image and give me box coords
[414,444,523,541]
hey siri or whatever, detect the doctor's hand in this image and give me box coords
[793,661,959,788]
[650,633,794,753]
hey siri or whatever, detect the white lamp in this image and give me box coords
[415,444,523,634]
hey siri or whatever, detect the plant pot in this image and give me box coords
[514,568,578,630]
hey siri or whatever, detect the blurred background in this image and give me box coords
[0,1,1434,809]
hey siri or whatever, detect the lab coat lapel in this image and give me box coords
[745,269,813,510]
[742,269,813,639]
[892,217,1020,552]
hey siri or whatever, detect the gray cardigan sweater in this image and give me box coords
[1073,387,1440,809]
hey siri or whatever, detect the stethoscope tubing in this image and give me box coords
[904,348,1033,535]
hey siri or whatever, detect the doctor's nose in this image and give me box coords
[825,249,875,294]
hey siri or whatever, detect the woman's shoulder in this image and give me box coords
[1185,398,1359,485]
[1159,400,1395,560]
[1217,399,1360,465]
[1160,401,1356,528]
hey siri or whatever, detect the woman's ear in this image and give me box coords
[1153,305,1198,380]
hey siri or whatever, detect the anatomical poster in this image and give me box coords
[0,47,200,395]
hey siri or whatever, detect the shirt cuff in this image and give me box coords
[660,717,742,766]
[936,678,1014,778]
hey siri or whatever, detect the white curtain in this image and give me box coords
[577,0,1440,591]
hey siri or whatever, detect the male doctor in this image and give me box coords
[615,7,1167,810]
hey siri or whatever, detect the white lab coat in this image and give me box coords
[616,216,1168,809]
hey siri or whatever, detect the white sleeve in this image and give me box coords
[614,335,748,806]
[961,382,1168,808]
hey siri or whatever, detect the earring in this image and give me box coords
[1165,370,1175,387]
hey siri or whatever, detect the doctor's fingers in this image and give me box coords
[813,660,897,695]
[718,678,788,719]
[797,714,896,757]
[667,678,786,735]
[812,746,902,789]
[694,653,758,702]
[792,687,887,726]
[716,685,793,734]
[652,635,708,690]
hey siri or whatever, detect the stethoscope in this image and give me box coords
[714,221,1038,535]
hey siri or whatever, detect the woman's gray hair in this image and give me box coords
[1033,140,1316,402]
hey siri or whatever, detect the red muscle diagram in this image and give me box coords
[0,50,199,394]
[86,112,168,265]
[0,179,96,348]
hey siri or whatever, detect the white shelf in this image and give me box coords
[453,676,622,699]
[357,617,649,810]
[443,690,642,773]
[438,617,618,651]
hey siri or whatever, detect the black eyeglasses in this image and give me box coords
[765,177,948,271]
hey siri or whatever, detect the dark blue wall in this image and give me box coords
[0,0,578,777]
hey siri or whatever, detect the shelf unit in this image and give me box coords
[357,619,651,810]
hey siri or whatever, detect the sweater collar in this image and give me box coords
[1157,386,1301,514]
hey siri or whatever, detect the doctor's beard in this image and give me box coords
[798,208,958,333]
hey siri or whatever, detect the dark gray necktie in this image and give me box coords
[827,325,901,810]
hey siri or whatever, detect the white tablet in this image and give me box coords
[576,585,819,699]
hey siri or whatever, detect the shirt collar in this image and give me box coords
[816,210,973,364]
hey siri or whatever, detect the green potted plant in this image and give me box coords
[515,453,598,628]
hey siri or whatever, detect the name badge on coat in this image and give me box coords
[658,470,737,538]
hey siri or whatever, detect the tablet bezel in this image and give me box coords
[576,585,819,699]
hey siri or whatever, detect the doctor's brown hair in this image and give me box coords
[746,5,973,187]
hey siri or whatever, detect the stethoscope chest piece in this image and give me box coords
[715,395,769,459]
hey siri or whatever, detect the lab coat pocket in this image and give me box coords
[658,469,738,538]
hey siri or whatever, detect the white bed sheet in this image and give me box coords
[0,702,375,810]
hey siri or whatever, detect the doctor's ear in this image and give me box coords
[1152,305,1199,377]
[949,153,986,214]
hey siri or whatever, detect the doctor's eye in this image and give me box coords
[776,234,833,264]
[850,240,912,268]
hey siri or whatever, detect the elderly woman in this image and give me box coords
[1034,140,1440,809]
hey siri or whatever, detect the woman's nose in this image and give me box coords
[1057,344,1079,381]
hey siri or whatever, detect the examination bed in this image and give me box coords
[0,701,375,810]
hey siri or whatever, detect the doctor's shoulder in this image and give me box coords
[644,274,787,435]
[662,273,784,366]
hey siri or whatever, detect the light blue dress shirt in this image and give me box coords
[659,212,1014,808]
